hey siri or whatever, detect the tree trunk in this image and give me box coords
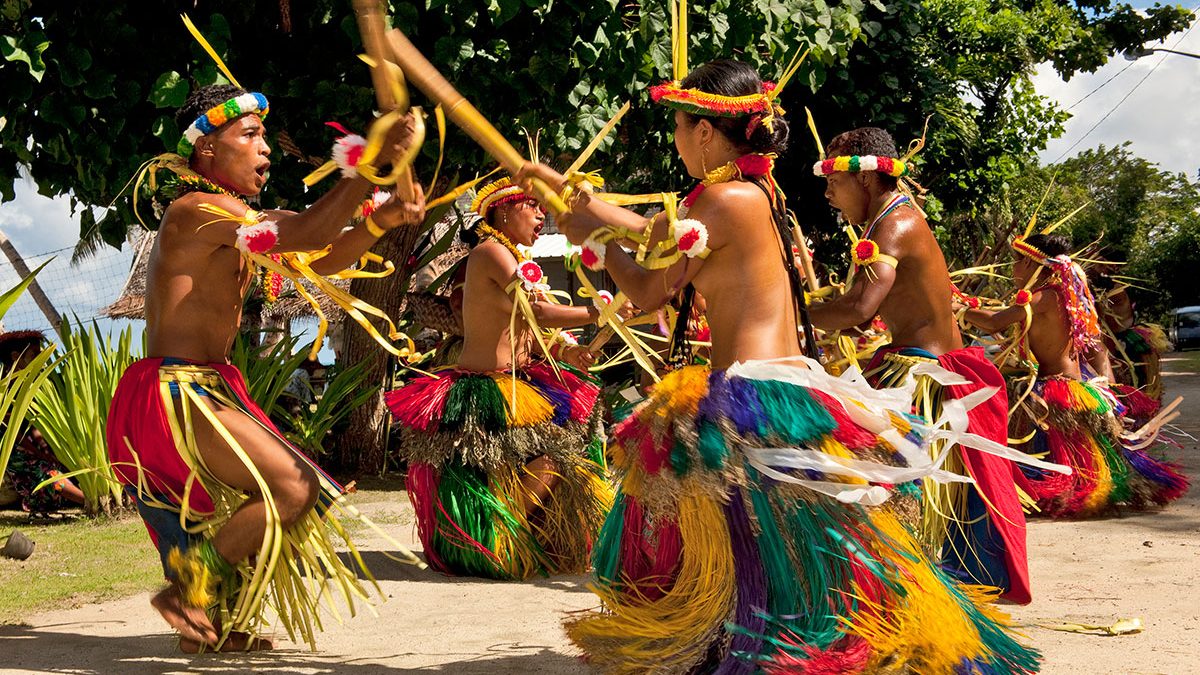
[0,228,64,338]
[338,223,423,474]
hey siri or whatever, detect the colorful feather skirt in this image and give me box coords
[569,361,1041,674]
[1013,376,1188,517]
[107,358,392,650]
[385,362,612,580]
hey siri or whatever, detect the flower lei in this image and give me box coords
[172,171,286,307]
[1010,237,1101,355]
[176,173,240,200]
[474,223,525,262]
[813,155,911,178]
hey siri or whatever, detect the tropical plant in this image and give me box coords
[0,260,56,484]
[28,319,137,515]
[229,332,311,420]
[284,360,376,457]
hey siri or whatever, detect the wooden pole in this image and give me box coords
[792,222,820,293]
[351,0,417,202]
[0,229,64,339]
[382,28,568,214]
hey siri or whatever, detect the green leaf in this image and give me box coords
[1,34,49,81]
[0,258,51,320]
[434,36,475,69]
[149,71,189,109]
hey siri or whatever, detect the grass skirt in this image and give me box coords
[569,360,1041,674]
[386,362,611,579]
[107,358,384,650]
[1013,376,1188,517]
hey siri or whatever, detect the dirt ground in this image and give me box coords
[1,357,1197,674]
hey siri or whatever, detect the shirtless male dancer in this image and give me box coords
[808,127,1032,603]
[107,83,423,650]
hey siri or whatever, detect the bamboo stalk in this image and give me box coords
[792,222,820,293]
[351,0,417,202]
[382,29,568,214]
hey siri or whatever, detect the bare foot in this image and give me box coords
[179,631,274,653]
[150,586,218,645]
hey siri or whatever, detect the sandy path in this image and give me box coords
[2,359,1196,674]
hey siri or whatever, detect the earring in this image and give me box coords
[701,146,709,175]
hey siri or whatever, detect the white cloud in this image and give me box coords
[0,178,135,339]
[1034,17,1200,176]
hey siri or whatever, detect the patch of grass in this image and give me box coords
[0,511,161,624]
[1163,350,1200,372]
[0,479,411,624]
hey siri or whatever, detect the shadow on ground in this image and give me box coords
[0,624,586,674]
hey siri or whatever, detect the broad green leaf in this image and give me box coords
[0,258,51,320]
[149,71,189,109]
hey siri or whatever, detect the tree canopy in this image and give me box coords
[1,0,1192,259]
[1009,144,1200,319]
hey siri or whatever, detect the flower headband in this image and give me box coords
[177,92,270,159]
[812,155,911,178]
[469,177,529,220]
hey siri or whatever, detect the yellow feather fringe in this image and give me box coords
[566,491,734,674]
[846,512,1018,672]
[489,374,556,427]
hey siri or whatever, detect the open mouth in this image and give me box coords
[255,162,271,180]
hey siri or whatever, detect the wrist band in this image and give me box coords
[365,216,387,238]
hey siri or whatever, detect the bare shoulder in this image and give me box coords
[162,192,248,234]
[467,240,517,279]
[686,181,769,241]
[871,204,930,254]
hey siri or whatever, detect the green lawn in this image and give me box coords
[0,479,408,625]
[0,511,162,624]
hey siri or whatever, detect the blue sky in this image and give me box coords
[2,10,1197,350]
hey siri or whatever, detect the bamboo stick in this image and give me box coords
[351,0,417,202]
[792,222,820,294]
[382,29,568,214]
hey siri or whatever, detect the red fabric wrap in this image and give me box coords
[868,345,1032,604]
[107,358,327,523]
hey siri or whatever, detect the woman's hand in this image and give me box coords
[559,344,596,371]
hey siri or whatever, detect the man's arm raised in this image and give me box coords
[183,116,418,254]
[307,185,426,275]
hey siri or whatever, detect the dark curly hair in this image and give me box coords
[678,59,789,156]
[175,84,249,129]
[826,127,901,189]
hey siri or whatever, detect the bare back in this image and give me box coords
[687,181,802,370]
[146,194,254,363]
[871,206,963,355]
[1026,287,1081,378]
